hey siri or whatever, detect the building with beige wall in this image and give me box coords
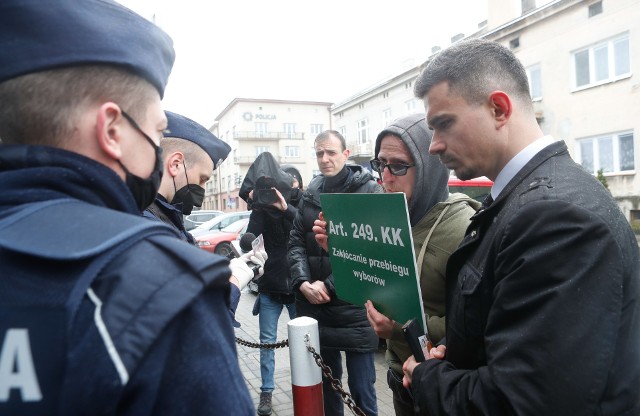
[204,98,332,211]
[329,0,640,224]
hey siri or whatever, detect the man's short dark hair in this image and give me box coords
[414,38,533,112]
[314,130,346,151]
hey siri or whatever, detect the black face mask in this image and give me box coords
[119,111,164,211]
[172,184,205,215]
[171,160,205,215]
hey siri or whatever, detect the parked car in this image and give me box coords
[183,209,223,231]
[195,218,249,256]
[448,175,493,203]
[190,210,251,238]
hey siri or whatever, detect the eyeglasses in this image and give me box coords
[370,159,415,176]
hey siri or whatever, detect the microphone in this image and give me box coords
[240,232,257,253]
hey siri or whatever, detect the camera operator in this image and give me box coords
[239,152,302,415]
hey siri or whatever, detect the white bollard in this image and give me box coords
[288,316,324,416]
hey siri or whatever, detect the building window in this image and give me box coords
[255,146,269,156]
[527,64,542,101]
[255,122,268,137]
[588,1,603,17]
[576,131,635,174]
[509,37,520,49]
[311,124,323,135]
[405,99,417,114]
[338,126,347,139]
[285,146,299,157]
[382,109,392,129]
[357,119,369,144]
[284,123,296,138]
[573,34,630,89]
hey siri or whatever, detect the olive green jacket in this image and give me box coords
[386,193,479,374]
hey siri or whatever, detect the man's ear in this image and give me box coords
[96,102,124,160]
[489,91,512,125]
[166,151,184,178]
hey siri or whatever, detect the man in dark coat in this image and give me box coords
[0,1,253,414]
[289,130,383,415]
[403,38,640,415]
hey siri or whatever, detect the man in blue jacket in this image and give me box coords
[0,1,253,414]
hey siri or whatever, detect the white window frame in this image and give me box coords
[255,122,268,137]
[404,99,418,114]
[255,146,269,157]
[575,131,635,175]
[311,124,323,135]
[572,33,630,90]
[357,119,369,144]
[381,108,393,129]
[526,63,542,101]
[285,146,299,157]
[284,123,296,138]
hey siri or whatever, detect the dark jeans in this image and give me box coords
[387,368,417,416]
[320,348,378,416]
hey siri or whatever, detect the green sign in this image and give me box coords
[320,193,426,332]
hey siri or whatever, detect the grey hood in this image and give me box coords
[374,113,449,226]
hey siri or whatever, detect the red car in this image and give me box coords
[195,218,249,256]
[448,176,493,202]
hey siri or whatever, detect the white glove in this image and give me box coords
[240,247,268,279]
[229,258,254,290]
[230,248,268,289]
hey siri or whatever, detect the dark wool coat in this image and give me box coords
[288,166,383,351]
[411,141,640,415]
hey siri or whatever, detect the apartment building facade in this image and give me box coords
[205,98,332,211]
[330,0,640,224]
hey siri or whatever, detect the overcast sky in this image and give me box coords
[118,0,488,128]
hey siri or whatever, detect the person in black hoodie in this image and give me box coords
[289,130,383,416]
[240,153,302,415]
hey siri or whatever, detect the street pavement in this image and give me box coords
[234,288,396,416]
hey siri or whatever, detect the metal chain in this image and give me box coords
[304,335,367,416]
[235,336,289,350]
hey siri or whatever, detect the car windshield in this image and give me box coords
[194,216,223,231]
[221,219,248,233]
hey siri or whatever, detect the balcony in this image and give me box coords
[347,141,374,158]
[233,131,305,140]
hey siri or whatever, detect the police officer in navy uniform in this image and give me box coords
[0,1,256,414]
[144,111,231,244]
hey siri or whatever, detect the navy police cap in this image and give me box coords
[165,111,232,169]
[0,0,175,98]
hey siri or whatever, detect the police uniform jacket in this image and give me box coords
[410,141,640,415]
[0,145,253,415]
[288,165,383,351]
[144,194,196,244]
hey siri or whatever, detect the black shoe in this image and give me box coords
[257,391,272,415]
